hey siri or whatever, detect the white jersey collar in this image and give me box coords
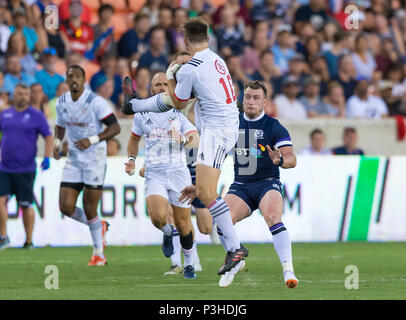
[193,48,210,58]
[243,111,265,122]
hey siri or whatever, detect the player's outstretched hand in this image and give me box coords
[179,185,197,205]
[266,145,282,165]
[139,166,146,177]
[74,138,91,151]
[125,160,135,176]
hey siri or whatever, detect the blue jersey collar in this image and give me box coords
[243,111,265,122]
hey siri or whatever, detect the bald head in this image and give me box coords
[150,72,168,95]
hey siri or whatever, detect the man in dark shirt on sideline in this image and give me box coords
[138,26,169,74]
[332,127,365,155]
[0,84,53,250]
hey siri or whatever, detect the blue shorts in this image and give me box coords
[227,178,283,213]
[0,170,36,207]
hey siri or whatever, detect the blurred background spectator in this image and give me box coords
[332,127,365,155]
[300,128,332,155]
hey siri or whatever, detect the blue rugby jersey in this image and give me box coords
[233,112,293,183]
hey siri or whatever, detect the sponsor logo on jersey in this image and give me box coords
[254,129,264,139]
[146,119,153,125]
[272,183,280,190]
[199,153,205,161]
[168,116,176,123]
[250,144,266,158]
[22,114,31,123]
[215,60,226,75]
[238,129,245,135]
[3,113,13,118]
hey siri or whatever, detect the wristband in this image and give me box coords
[54,138,62,150]
[88,135,100,145]
[128,155,136,162]
[277,156,284,167]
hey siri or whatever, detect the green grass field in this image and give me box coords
[0,242,405,300]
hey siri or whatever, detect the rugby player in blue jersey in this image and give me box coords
[180,81,299,288]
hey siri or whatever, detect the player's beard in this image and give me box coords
[15,99,29,110]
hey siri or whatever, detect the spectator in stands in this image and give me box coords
[309,55,330,96]
[43,7,67,58]
[322,31,350,78]
[157,7,176,56]
[9,8,39,53]
[30,83,51,118]
[332,54,358,100]
[303,35,321,64]
[138,26,169,74]
[347,80,389,119]
[92,4,116,57]
[48,81,69,119]
[6,31,37,76]
[299,77,330,117]
[274,76,307,120]
[300,128,332,155]
[263,81,278,118]
[0,88,10,112]
[212,0,251,27]
[134,67,151,99]
[60,0,94,55]
[197,11,218,52]
[35,47,64,100]
[250,51,282,96]
[170,7,188,53]
[351,34,377,81]
[117,12,150,59]
[90,53,122,105]
[295,22,316,56]
[215,6,245,57]
[116,57,130,78]
[107,138,121,156]
[279,53,308,95]
[375,37,399,73]
[95,75,115,110]
[294,0,328,32]
[332,127,364,155]
[384,63,406,98]
[241,29,270,75]
[2,55,35,94]
[379,80,406,116]
[271,29,296,74]
[323,81,346,118]
[58,0,91,24]
[0,6,11,53]
[141,0,161,27]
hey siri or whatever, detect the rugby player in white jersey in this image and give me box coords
[53,65,121,266]
[122,19,247,275]
[124,72,200,279]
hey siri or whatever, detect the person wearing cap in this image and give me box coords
[9,7,38,53]
[331,127,364,155]
[278,53,308,95]
[299,76,330,117]
[294,0,328,32]
[34,47,65,100]
[274,76,307,120]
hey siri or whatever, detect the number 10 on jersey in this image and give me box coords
[219,75,236,104]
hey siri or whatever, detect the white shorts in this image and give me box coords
[196,127,238,170]
[144,165,192,208]
[61,156,107,187]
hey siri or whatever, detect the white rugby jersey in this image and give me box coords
[131,109,197,168]
[56,89,113,160]
[174,48,239,130]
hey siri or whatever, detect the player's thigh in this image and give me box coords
[258,189,283,227]
[195,164,221,205]
[171,205,192,235]
[224,193,251,224]
[167,166,192,209]
[59,186,81,214]
[195,207,212,234]
[146,195,170,224]
[82,187,103,215]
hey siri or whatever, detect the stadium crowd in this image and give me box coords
[1,0,406,122]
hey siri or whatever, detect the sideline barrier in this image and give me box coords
[6,156,406,247]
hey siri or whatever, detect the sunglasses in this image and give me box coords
[43,47,57,55]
